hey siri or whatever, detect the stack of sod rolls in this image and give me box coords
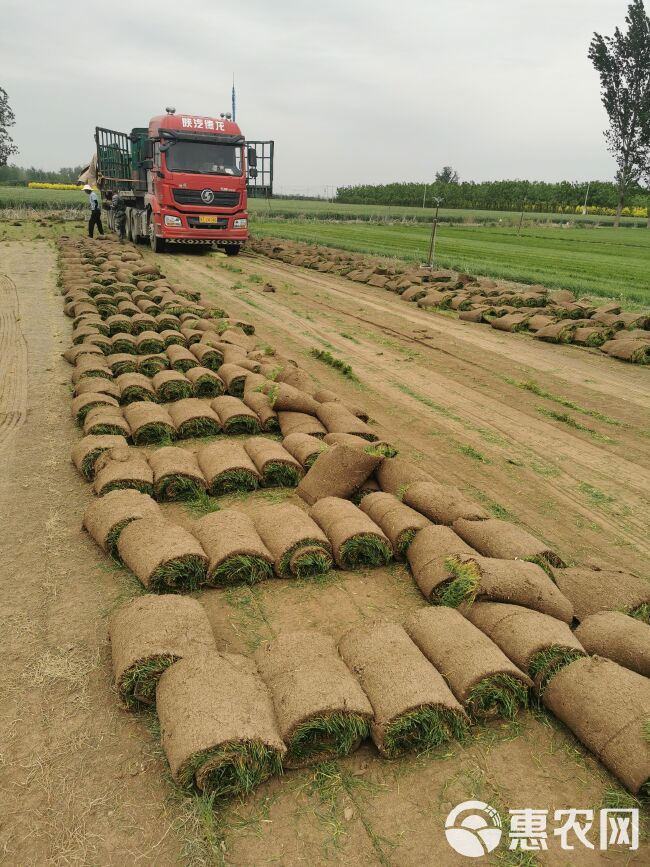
[310,497,392,569]
[192,509,274,586]
[253,503,333,578]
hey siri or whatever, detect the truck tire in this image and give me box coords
[224,245,241,257]
[130,211,139,243]
[148,217,165,253]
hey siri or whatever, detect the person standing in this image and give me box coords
[105,190,127,243]
[83,184,104,237]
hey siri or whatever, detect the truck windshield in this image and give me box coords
[165,141,243,176]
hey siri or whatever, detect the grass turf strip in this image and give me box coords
[466,674,529,720]
[338,536,392,569]
[382,706,468,758]
[286,713,370,764]
[178,740,283,797]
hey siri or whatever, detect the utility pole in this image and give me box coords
[517,197,527,236]
[422,183,427,209]
[426,197,443,266]
[582,181,591,215]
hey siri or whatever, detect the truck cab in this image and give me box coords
[96,108,273,254]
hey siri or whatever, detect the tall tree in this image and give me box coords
[435,166,459,184]
[589,0,650,226]
[0,87,18,167]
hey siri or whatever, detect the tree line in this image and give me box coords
[0,163,85,186]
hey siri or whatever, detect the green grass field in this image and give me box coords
[0,186,87,209]
[250,220,650,305]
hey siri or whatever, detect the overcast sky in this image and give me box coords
[0,0,633,193]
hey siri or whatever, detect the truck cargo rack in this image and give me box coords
[95,126,133,192]
[247,140,274,198]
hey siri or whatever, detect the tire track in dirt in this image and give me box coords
[157,252,650,565]
[0,273,28,448]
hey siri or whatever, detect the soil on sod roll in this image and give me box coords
[148,447,208,501]
[190,343,224,371]
[323,432,398,458]
[261,381,321,415]
[211,396,261,435]
[465,602,586,690]
[83,406,131,438]
[310,497,392,568]
[574,612,650,677]
[152,369,194,402]
[192,509,274,586]
[254,630,373,768]
[281,432,328,469]
[83,488,162,558]
[63,343,104,364]
[554,566,650,622]
[338,620,469,758]
[92,445,154,497]
[242,389,279,432]
[123,402,176,445]
[402,482,488,524]
[167,399,222,439]
[453,518,566,570]
[243,437,304,487]
[138,353,170,377]
[110,332,138,355]
[358,492,429,557]
[218,363,252,397]
[185,366,225,398]
[315,402,378,441]
[167,344,199,372]
[278,411,327,439]
[313,389,369,422]
[404,607,532,719]
[375,457,434,496]
[136,330,165,355]
[71,392,120,425]
[71,433,129,481]
[73,377,120,399]
[405,524,477,600]
[116,372,157,405]
[197,440,261,496]
[109,595,216,709]
[71,356,112,384]
[543,656,650,795]
[253,502,333,578]
[160,329,186,348]
[297,443,382,505]
[155,650,285,796]
[117,516,208,592]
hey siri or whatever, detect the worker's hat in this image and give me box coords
[82,184,93,191]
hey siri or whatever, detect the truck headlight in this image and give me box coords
[233,218,247,228]
[164,215,182,226]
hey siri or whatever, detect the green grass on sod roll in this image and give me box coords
[630,603,650,625]
[524,554,557,578]
[210,554,274,586]
[528,647,585,692]
[199,351,223,371]
[178,740,283,798]
[111,360,138,376]
[382,706,468,758]
[339,536,392,569]
[138,338,165,354]
[76,401,111,425]
[466,674,530,720]
[208,469,259,496]
[262,462,302,488]
[80,447,110,480]
[87,422,130,437]
[278,541,333,578]
[148,555,206,593]
[304,450,326,469]
[171,359,198,373]
[139,357,169,377]
[261,416,281,433]
[132,423,175,445]
[222,416,261,435]
[120,655,178,709]
[111,338,138,354]
[176,417,222,439]
[156,380,194,402]
[227,377,246,397]
[155,475,206,502]
[287,713,370,764]
[99,479,155,497]
[120,387,158,406]
[432,557,480,607]
[193,375,224,398]
[184,490,222,517]
[395,528,417,559]
[158,317,181,331]
[163,333,186,347]
[105,518,134,560]
[364,443,398,458]
[78,369,113,381]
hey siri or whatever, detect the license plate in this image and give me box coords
[199,215,218,224]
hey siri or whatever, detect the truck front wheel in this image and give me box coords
[224,245,241,257]
[148,217,165,253]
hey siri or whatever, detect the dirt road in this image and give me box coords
[1,234,648,866]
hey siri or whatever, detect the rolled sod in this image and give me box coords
[135,330,165,355]
[105,353,139,376]
[406,524,480,601]
[574,611,650,677]
[297,443,382,505]
[62,343,104,364]
[197,440,261,495]
[534,320,578,343]
[151,369,194,402]
[155,650,285,795]
[110,596,216,709]
[190,343,224,371]
[242,389,279,432]
[543,656,650,795]
[217,363,251,397]
[603,338,650,364]
[211,395,262,435]
[105,314,133,335]
[243,437,304,487]
[156,312,182,331]
[123,402,176,445]
[71,433,128,481]
[465,602,586,690]
[310,497,392,568]
[338,621,469,757]
[281,432,328,469]
[71,356,112,384]
[452,518,566,570]
[167,344,199,372]
[83,406,131,439]
[73,378,120,401]
[167,399,222,439]
[160,328,186,347]
[149,447,208,501]
[315,402,377,441]
[253,502,333,578]
[71,392,120,426]
[110,332,138,354]
[138,353,170,377]
[278,410,327,439]
[402,482,488,525]
[117,516,208,592]
[323,432,398,458]
[185,366,224,398]
[254,630,373,768]
[313,389,370,422]
[116,372,157,405]
[83,333,112,354]
[276,364,315,394]
[93,445,154,497]
[83,488,161,557]
[375,457,434,496]
[359,492,429,557]
[72,324,100,345]
[261,381,320,415]
[405,607,532,719]
[192,509,274,586]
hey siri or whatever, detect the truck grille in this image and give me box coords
[172,189,240,207]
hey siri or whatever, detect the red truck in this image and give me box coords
[95,107,273,254]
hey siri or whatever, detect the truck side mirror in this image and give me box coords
[141,158,153,169]
[249,167,258,179]
[247,147,257,168]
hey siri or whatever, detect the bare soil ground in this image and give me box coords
[1,232,648,866]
